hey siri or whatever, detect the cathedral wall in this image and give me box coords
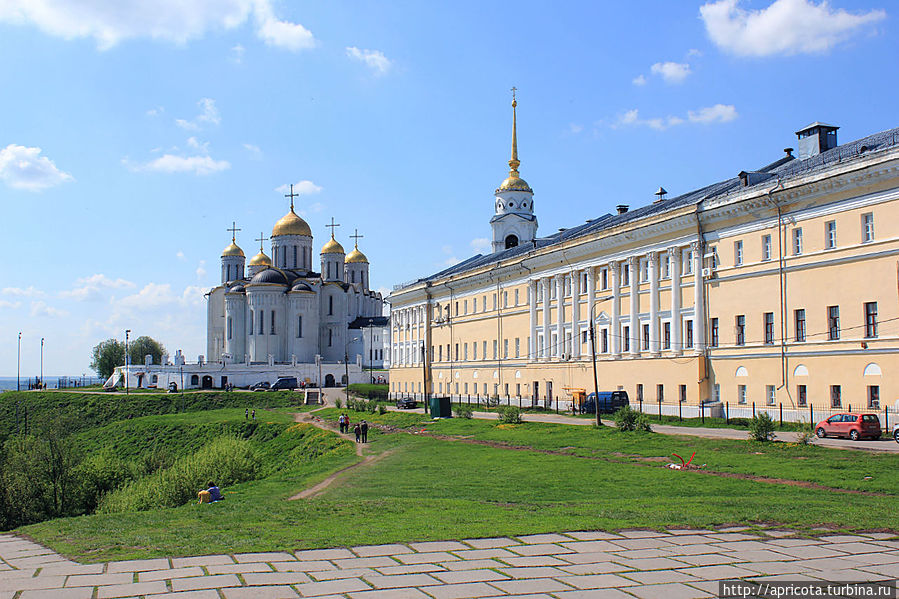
[287,291,320,363]
[319,283,347,362]
[224,293,246,361]
[272,234,312,270]
[207,287,225,362]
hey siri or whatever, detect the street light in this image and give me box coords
[40,337,44,389]
[588,296,614,427]
[125,329,131,395]
[16,332,21,392]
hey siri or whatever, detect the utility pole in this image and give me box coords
[589,320,601,427]
[420,342,427,406]
[125,329,131,395]
[16,332,21,392]
[40,337,44,389]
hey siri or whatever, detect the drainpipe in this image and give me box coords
[765,180,789,397]
[444,280,455,398]
[694,210,710,403]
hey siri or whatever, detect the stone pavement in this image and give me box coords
[2,528,897,598]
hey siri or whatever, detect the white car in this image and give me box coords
[893,422,899,444]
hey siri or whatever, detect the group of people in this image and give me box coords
[245,408,255,420]
[197,481,223,504]
[337,414,369,443]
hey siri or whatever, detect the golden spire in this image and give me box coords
[508,86,520,178]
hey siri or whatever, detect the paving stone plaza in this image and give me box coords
[2,528,897,598]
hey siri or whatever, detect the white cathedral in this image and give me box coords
[106,192,388,391]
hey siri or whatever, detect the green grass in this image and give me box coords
[18,407,899,562]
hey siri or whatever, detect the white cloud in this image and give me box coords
[470,238,491,254]
[650,61,691,84]
[612,109,683,131]
[128,154,230,176]
[346,46,392,76]
[0,0,316,52]
[275,180,323,196]
[146,106,164,117]
[688,104,739,124]
[568,123,584,134]
[700,0,886,57]
[30,300,68,318]
[176,98,220,130]
[2,286,46,297]
[0,300,21,309]
[243,143,262,160]
[231,43,245,63]
[0,144,73,191]
[632,74,647,86]
[176,250,186,261]
[687,48,703,58]
[442,256,461,267]
[196,260,207,280]
[60,274,136,302]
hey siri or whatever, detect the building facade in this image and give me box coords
[388,107,899,418]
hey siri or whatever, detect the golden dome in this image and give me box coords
[272,208,312,237]
[248,250,271,267]
[222,241,245,258]
[345,246,369,264]
[498,175,532,192]
[321,236,345,255]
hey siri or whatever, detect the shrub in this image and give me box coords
[614,405,637,431]
[635,412,653,432]
[334,398,342,409]
[347,384,389,400]
[454,404,474,419]
[497,406,522,424]
[378,404,387,415]
[795,420,816,445]
[748,413,776,442]
[366,400,378,414]
[99,437,258,513]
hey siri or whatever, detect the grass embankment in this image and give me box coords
[22,407,899,562]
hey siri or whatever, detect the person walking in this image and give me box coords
[338,414,345,434]
[353,422,361,443]
[252,409,256,420]
[245,408,249,420]
[360,420,368,443]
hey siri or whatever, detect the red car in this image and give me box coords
[815,413,882,440]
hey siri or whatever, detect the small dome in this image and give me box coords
[222,241,245,257]
[248,250,271,267]
[227,284,245,293]
[250,268,288,285]
[497,175,532,193]
[272,208,312,237]
[345,247,369,264]
[321,237,345,255]
[291,281,313,292]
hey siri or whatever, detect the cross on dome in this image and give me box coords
[326,217,341,239]
[227,221,241,243]
[350,228,364,248]
[284,184,299,210]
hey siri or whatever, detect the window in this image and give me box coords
[226,264,232,281]
[640,259,648,282]
[764,312,774,345]
[797,384,807,407]
[438,345,443,361]
[328,296,333,315]
[492,340,498,359]
[862,212,874,242]
[581,272,588,290]
[868,385,880,409]
[483,341,487,359]
[623,326,630,352]
[622,263,630,286]
[679,384,687,403]
[657,384,664,402]
[601,268,608,290]
[710,318,719,347]
[504,383,509,396]
[515,338,520,358]
[734,240,743,266]
[825,220,837,249]
[582,330,588,345]
[227,317,232,340]
[493,293,498,309]
[738,384,747,404]
[685,320,693,348]
[765,385,775,405]
[736,315,745,346]
[472,297,477,312]
[663,322,671,349]
[642,324,650,350]
[636,383,643,403]
[483,295,487,310]
[503,291,508,307]
[473,342,477,360]
[830,384,842,408]
[503,338,509,359]
[713,384,721,403]
[297,315,303,338]
[795,309,806,342]
[828,306,840,340]
[328,329,332,347]
[792,228,803,255]
[662,255,670,279]
[249,310,254,335]
[684,250,693,275]
[259,310,264,334]
[514,289,519,305]
[601,329,608,353]
[292,245,297,268]
[762,235,772,261]
[516,383,521,397]
[463,343,468,361]
[455,302,459,316]
[564,277,571,297]
[865,302,878,338]
[463,300,468,315]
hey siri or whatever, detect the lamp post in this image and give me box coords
[40,337,44,389]
[16,332,21,392]
[588,296,614,427]
[125,329,131,395]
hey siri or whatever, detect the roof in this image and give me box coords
[348,316,390,329]
[397,125,899,290]
[796,122,839,133]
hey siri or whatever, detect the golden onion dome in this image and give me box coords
[497,175,532,193]
[248,250,271,267]
[345,246,369,264]
[321,236,345,255]
[272,208,312,237]
[222,241,245,258]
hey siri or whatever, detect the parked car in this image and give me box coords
[815,413,882,440]
[271,377,298,391]
[893,422,899,444]
[396,397,418,409]
[250,381,270,391]
[582,391,629,415]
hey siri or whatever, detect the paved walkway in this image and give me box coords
[2,528,897,598]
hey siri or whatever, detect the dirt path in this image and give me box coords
[288,406,392,500]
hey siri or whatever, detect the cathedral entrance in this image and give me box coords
[324,374,335,387]
[201,375,213,389]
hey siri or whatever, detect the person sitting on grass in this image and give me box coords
[198,481,223,504]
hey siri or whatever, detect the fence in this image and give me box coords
[388,392,576,414]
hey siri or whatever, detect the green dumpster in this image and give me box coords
[429,396,452,418]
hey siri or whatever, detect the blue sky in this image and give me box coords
[1,0,894,377]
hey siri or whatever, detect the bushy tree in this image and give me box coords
[128,336,166,367]
[90,336,166,379]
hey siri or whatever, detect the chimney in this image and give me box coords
[653,187,667,203]
[783,147,794,158]
[616,204,629,214]
[796,122,838,160]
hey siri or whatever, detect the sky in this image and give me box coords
[1,0,895,377]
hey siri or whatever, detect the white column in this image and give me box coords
[648,251,660,356]
[541,277,550,360]
[610,261,620,358]
[692,240,706,354]
[555,274,564,358]
[669,247,682,355]
[572,269,581,358]
[528,280,537,362]
[585,266,595,357]
[628,256,639,357]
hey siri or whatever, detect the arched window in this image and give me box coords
[190,374,199,386]
[351,271,356,283]
[249,310,254,334]
[227,264,231,281]
[227,317,232,340]
[292,246,297,268]
[505,234,519,249]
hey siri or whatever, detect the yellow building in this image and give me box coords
[389,105,899,421]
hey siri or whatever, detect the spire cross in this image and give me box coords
[255,232,268,251]
[350,229,364,248]
[510,86,517,102]
[227,221,241,243]
[509,86,520,175]
[284,184,299,210]
[326,217,341,239]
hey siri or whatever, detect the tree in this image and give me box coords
[90,339,125,380]
[128,336,166,367]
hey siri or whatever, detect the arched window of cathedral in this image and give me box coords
[293,246,297,268]
[351,271,356,283]
[505,235,519,249]
[328,329,333,346]
[297,315,303,338]
[329,296,333,315]
[270,310,276,335]
[259,311,264,334]
[249,310,253,335]
[227,317,232,340]
[227,264,231,281]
